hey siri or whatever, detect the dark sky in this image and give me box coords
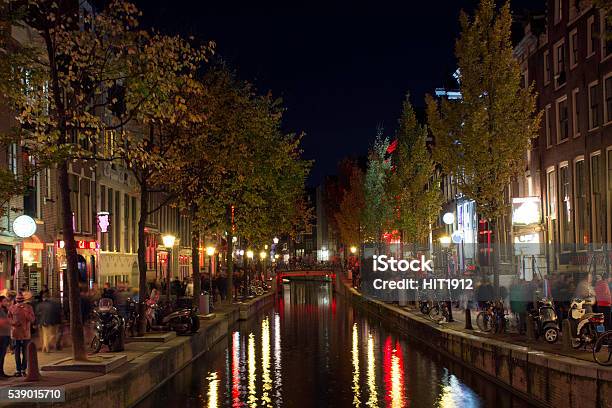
[133,0,537,186]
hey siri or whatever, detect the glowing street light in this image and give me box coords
[350,246,357,254]
[206,246,216,305]
[442,212,455,225]
[162,234,176,300]
[273,237,279,244]
[246,250,254,259]
[438,235,451,245]
[259,251,267,260]
[162,234,176,248]
[206,246,216,257]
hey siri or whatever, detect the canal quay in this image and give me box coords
[0,273,609,408]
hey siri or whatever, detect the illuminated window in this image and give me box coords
[575,159,588,250]
[543,50,551,85]
[559,164,573,252]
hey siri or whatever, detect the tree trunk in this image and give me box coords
[191,204,200,309]
[226,230,234,304]
[491,217,501,298]
[136,181,148,336]
[57,162,87,360]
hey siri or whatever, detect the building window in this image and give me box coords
[570,28,578,68]
[107,188,114,252]
[575,159,588,250]
[554,40,566,88]
[589,81,601,130]
[554,0,562,24]
[115,191,120,252]
[605,74,612,124]
[131,196,137,253]
[69,174,80,233]
[572,88,580,137]
[591,153,603,245]
[588,15,596,58]
[547,168,558,254]
[602,14,612,59]
[80,179,91,234]
[7,144,17,175]
[100,186,107,251]
[559,164,572,252]
[544,50,551,85]
[607,149,612,242]
[546,104,552,147]
[557,97,569,142]
[124,194,130,254]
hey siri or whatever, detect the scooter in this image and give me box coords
[91,298,125,352]
[529,298,559,343]
[146,301,200,335]
[568,298,606,349]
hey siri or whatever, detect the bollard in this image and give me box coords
[562,319,573,351]
[526,314,535,341]
[464,307,473,330]
[24,341,41,382]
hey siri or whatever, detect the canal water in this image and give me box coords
[136,281,534,408]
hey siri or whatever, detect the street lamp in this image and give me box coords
[206,246,216,305]
[260,251,267,281]
[350,246,357,254]
[162,234,176,301]
[273,237,279,244]
[246,250,254,259]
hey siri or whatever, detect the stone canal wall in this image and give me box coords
[53,293,275,408]
[336,278,612,408]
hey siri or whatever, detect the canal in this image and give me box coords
[136,281,535,408]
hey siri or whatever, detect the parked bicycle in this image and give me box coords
[593,329,612,366]
[476,300,508,334]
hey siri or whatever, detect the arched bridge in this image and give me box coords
[275,269,336,285]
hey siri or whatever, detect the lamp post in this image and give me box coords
[273,237,279,245]
[206,246,215,304]
[260,250,267,280]
[162,234,176,302]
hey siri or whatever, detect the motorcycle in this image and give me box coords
[568,298,606,349]
[529,298,559,343]
[146,300,200,335]
[91,298,125,352]
[124,298,139,337]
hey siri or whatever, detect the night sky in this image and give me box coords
[133,0,537,185]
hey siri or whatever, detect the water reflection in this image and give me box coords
[137,281,535,408]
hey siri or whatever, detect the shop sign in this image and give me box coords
[511,197,541,226]
[13,215,36,238]
[56,240,98,250]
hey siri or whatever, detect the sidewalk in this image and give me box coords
[396,303,598,362]
[0,300,259,406]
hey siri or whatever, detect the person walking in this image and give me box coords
[595,274,612,330]
[36,295,62,353]
[0,296,11,378]
[8,293,35,376]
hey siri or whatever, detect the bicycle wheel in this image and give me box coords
[429,305,442,322]
[476,312,493,332]
[593,331,612,366]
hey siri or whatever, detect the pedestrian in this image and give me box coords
[595,274,612,330]
[36,295,62,353]
[8,293,35,377]
[0,296,11,378]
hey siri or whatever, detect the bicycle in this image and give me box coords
[593,329,612,366]
[428,301,450,323]
[476,300,508,333]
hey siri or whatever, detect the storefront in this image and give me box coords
[0,243,15,291]
[56,239,99,298]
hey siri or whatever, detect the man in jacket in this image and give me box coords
[8,293,35,376]
[36,295,62,353]
[595,274,612,330]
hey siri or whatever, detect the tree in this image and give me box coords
[426,0,540,291]
[362,129,393,247]
[0,0,163,360]
[388,94,441,249]
[335,164,365,248]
